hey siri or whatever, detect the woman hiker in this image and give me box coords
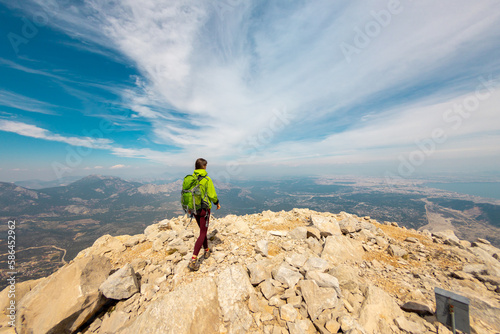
[187,158,221,271]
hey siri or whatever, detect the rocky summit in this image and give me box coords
[1,209,500,334]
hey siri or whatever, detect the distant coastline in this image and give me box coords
[424,182,500,200]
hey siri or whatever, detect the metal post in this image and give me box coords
[450,304,456,334]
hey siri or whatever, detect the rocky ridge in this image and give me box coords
[1,209,500,333]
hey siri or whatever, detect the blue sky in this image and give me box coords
[0,0,499,182]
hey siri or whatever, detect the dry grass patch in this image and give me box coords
[378,224,429,245]
[268,243,282,257]
[256,218,307,231]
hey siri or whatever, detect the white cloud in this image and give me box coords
[109,164,127,169]
[0,120,113,148]
[0,119,178,163]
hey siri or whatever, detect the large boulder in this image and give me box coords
[16,255,112,334]
[247,259,273,285]
[310,215,341,237]
[75,235,126,259]
[122,277,220,334]
[0,278,45,330]
[321,235,364,265]
[358,285,404,334]
[99,263,140,300]
[298,280,338,320]
[216,265,254,334]
[469,248,500,276]
[433,230,460,246]
[338,217,359,234]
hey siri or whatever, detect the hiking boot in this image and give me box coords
[204,248,211,259]
[188,259,199,271]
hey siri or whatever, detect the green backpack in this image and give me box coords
[181,174,209,214]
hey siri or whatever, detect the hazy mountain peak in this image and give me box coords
[74,174,125,183]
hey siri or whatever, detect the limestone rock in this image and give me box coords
[433,230,460,246]
[325,319,341,333]
[280,304,298,322]
[269,295,286,307]
[298,280,338,320]
[338,217,358,234]
[99,263,140,300]
[405,237,419,243]
[16,255,111,334]
[76,235,126,259]
[0,277,45,316]
[100,310,130,334]
[287,319,317,334]
[394,316,426,334]
[247,259,273,285]
[130,258,148,272]
[306,237,323,255]
[476,237,491,245]
[358,285,405,333]
[329,264,360,291]
[311,214,341,237]
[273,264,303,288]
[123,234,146,247]
[387,244,407,257]
[305,271,342,297]
[269,230,288,237]
[469,248,500,276]
[401,301,433,316]
[285,252,309,269]
[303,257,330,273]
[144,223,160,239]
[375,236,388,247]
[255,239,269,257]
[247,294,263,313]
[123,277,220,333]
[259,279,280,300]
[289,226,308,239]
[217,265,254,334]
[322,235,363,264]
[463,263,488,275]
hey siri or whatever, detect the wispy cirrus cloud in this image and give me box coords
[0,90,57,115]
[0,119,179,164]
[0,119,112,147]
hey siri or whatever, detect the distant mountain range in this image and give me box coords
[14,176,85,189]
[1,175,178,216]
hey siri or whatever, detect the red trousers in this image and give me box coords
[193,209,210,256]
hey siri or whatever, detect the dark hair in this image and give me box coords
[195,158,207,169]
